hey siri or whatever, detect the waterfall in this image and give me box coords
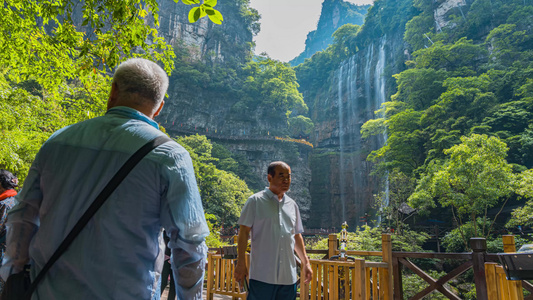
[375,38,389,209]
[337,64,347,222]
[316,37,390,229]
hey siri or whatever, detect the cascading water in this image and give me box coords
[334,37,389,227]
[375,38,389,210]
[337,64,347,222]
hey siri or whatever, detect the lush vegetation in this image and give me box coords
[0,1,252,248]
[169,40,312,137]
[354,0,533,251]
[293,0,533,255]
[176,134,253,228]
[5,0,533,258]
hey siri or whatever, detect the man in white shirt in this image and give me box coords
[234,161,312,299]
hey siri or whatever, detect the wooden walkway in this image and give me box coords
[161,287,232,299]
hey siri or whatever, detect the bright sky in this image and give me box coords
[249,0,374,62]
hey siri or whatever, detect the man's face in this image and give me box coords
[268,165,291,195]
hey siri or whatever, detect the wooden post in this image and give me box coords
[328,233,337,259]
[381,234,393,300]
[471,238,488,300]
[502,235,523,300]
[502,235,516,253]
[328,233,337,300]
[485,262,499,300]
[206,252,214,300]
[392,254,403,300]
[353,259,366,300]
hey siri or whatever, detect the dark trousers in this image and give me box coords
[247,279,297,300]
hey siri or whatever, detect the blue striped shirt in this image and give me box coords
[1,106,209,299]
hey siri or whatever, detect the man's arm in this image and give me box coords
[160,148,210,299]
[234,225,250,283]
[294,233,313,284]
[169,236,207,300]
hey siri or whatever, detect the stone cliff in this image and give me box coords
[290,0,370,66]
[153,0,313,221]
[154,0,476,228]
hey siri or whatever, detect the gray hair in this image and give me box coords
[112,58,169,106]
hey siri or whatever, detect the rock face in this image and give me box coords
[153,0,314,221]
[290,0,369,66]
[302,34,407,228]
[215,138,313,221]
[154,0,480,228]
[434,0,467,30]
[156,0,253,64]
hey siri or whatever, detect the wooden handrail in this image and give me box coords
[207,234,533,299]
[205,253,247,300]
[301,258,390,300]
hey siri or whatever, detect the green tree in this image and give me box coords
[309,225,429,260]
[288,115,314,138]
[409,134,517,247]
[1,0,222,100]
[374,169,417,235]
[506,168,533,228]
[176,134,253,227]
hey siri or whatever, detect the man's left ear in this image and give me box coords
[153,100,165,118]
[107,82,119,110]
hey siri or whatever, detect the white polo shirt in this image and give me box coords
[238,188,304,285]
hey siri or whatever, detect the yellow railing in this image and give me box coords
[205,253,247,300]
[300,259,390,300]
[485,262,524,300]
[205,234,393,300]
[485,235,525,300]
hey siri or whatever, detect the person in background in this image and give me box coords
[234,161,312,300]
[0,58,209,299]
[160,231,176,300]
[0,170,18,292]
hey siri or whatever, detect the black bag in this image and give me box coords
[0,136,171,300]
[1,265,31,300]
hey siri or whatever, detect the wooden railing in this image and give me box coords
[484,235,533,300]
[485,263,525,300]
[205,252,247,300]
[206,234,533,300]
[300,259,390,300]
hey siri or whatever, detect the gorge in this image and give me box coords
[154,0,533,230]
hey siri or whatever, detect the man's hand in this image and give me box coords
[302,263,313,284]
[294,233,313,284]
[234,260,248,283]
[234,225,251,284]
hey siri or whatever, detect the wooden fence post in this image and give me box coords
[381,234,393,300]
[206,252,214,300]
[502,235,523,300]
[392,253,403,300]
[502,235,517,252]
[484,262,499,300]
[353,259,366,300]
[328,233,337,259]
[471,238,488,300]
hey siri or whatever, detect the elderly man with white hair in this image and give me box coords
[0,58,209,300]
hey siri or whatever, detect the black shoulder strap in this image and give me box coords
[25,135,173,299]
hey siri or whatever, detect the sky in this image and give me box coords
[248,0,375,62]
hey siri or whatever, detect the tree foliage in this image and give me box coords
[409,134,517,244]
[176,134,253,227]
[1,0,223,101]
[309,225,429,260]
[359,1,533,240]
